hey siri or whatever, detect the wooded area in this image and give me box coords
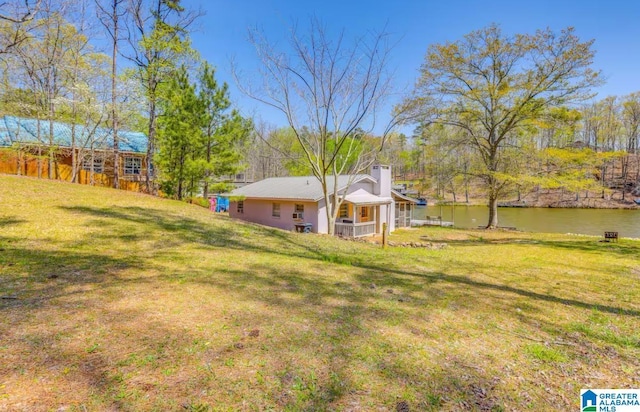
[0,0,250,199]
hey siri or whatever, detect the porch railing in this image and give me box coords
[334,221,376,238]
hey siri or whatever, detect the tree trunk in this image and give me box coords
[71,131,77,182]
[89,145,95,186]
[326,201,335,236]
[621,155,629,200]
[327,213,336,235]
[37,142,42,178]
[177,149,185,200]
[203,134,212,198]
[71,80,77,182]
[487,192,498,228]
[601,163,607,198]
[16,144,21,176]
[322,180,336,236]
[34,96,42,178]
[146,92,157,194]
[111,0,120,189]
[48,107,54,179]
[464,174,469,203]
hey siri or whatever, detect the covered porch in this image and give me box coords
[333,189,392,238]
[393,191,418,228]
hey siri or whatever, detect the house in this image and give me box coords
[581,390,597,410]
[0,115,148,191]
[228,165,417,237]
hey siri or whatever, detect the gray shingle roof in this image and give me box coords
[0,115,147,154]
[230,174,375,201]
[391,190,419,203]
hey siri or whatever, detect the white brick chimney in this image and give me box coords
[370,164,391,197]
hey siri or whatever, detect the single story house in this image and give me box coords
[228,164,417,237]
[0,115,148,191]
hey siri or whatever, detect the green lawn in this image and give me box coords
[1,174,639,411]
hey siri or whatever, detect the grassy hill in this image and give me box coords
[1,175,639,411]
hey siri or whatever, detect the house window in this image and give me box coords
[272,203,280,218]
[292,203,304,219]
[124,156,142,175]
[339,203,348,218]
[237,200,244,214]
[82,157,103,173]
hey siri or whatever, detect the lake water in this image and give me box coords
[415,205,640,238]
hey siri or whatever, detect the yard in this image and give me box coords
[0,175,639,411]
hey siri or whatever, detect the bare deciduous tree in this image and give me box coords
[239,19,400,235]
[96,0,126,188]
[0,0,41,22]
[0,0,41,54]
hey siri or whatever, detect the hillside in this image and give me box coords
[0,175,639,411]
[401,153,640,209]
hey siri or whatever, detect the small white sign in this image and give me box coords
[581,389,640,412]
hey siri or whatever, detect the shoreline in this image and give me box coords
[424,200,640,210]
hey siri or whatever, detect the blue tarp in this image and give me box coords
[0,115,147,153]
[215,195,229,212]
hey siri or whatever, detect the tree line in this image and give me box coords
[382,92,640,207]
[0,0,250,199]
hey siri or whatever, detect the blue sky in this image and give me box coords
[182,0,640,134]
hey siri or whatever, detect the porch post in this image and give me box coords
[373,205,377,233]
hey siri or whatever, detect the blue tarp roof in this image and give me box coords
[0,115,147,154]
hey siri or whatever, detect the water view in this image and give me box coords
[415,205,640,238]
